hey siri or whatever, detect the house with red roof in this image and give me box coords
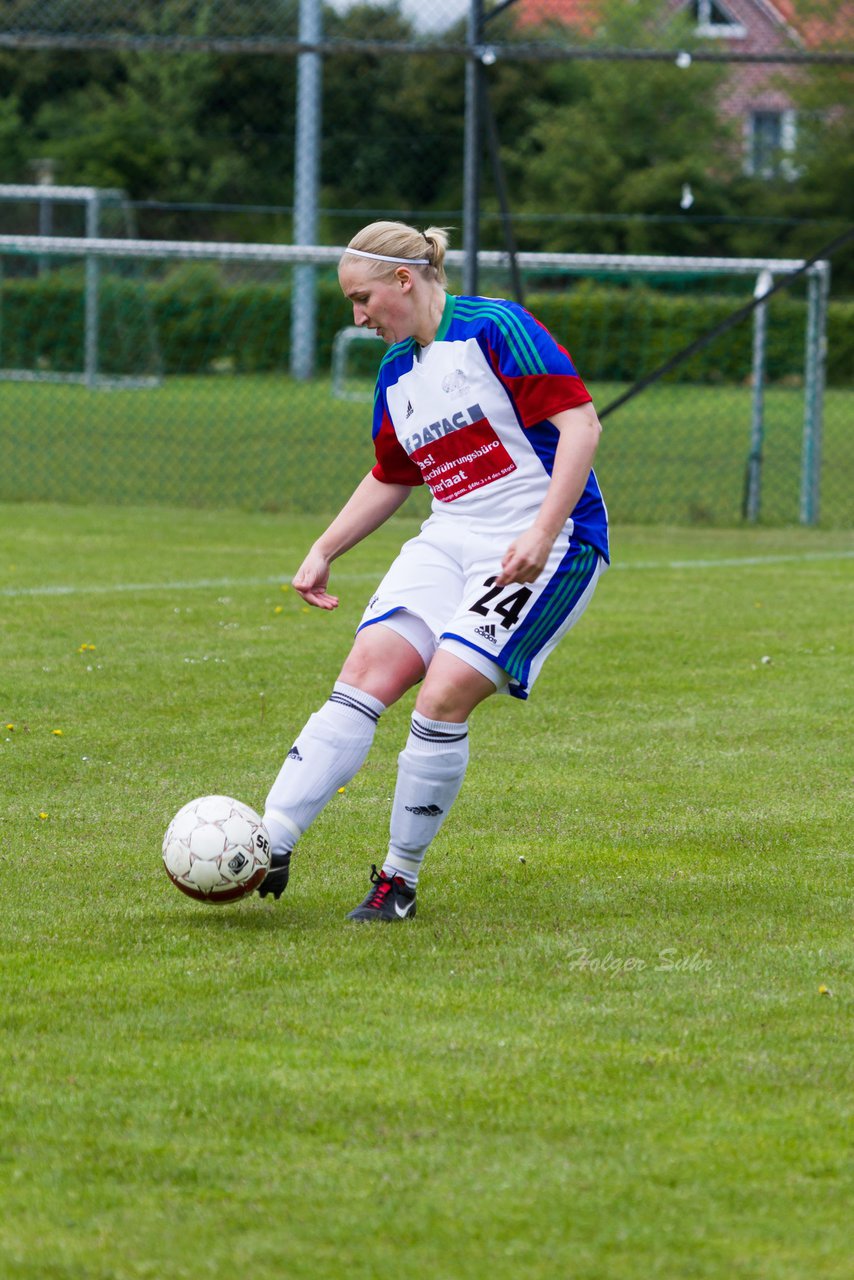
[515,1,852,177]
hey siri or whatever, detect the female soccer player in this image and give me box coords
[259,220,609,920]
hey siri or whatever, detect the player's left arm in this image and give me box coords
[495,402,602,587]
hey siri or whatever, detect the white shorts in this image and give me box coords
[357,514,606,700]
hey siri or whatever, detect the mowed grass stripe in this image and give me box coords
[3,549,852,600]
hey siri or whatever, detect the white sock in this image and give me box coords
[383,711,469,887]
[263,682,385,856]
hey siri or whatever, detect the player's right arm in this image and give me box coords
[292,470,412,610]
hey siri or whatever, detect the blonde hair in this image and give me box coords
[344,220,450,286]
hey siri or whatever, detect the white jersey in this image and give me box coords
[371,294,609,560]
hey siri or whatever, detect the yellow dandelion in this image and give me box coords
[52,728,64,737]
[5,723,14,732]
[818,984,832,997]
[274,605,284,615]
[39,812,48,820]
[280,584,290,593]
[337,787,346,794]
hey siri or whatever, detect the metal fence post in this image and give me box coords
[85,190,100,388]
[291,0,322,382]
[745,268,772,522]
[36,160,55,277]
[800,261,830,526]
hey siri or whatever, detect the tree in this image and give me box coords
[0,0,298,215]
[0,94,26,181]
[495,0,738,255]
[319,3,466,224]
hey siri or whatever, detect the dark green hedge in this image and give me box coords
[1,265,851,385]
[533,281,853,388]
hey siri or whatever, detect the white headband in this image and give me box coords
[344,247,430,266]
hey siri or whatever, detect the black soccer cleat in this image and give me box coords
[257,850,292,899]
[346,864,417,922]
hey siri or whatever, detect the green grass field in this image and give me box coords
[1,376,851,527]
[1,504,852,1279]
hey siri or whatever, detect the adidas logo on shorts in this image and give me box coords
[474,624,497,643]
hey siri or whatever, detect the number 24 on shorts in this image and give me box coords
[470,576,533,630]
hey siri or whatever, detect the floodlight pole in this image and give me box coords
[464,0,521,298]
[291,0,322,381]
[463,0,485,297]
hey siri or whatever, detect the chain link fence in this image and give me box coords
[0,1,851,526]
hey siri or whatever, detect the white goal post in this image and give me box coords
[0,230,830,524]
[0,185,161,389]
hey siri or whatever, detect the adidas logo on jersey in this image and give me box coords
[474,624,497,643]
[405,803,444,817]
[405,399,414,419]
[287,745,303,761]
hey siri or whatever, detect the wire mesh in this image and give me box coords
[0,2,850,51]
[0,237,849,526]
[0,1,850,526]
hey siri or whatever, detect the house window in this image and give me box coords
[690,0,746,38]
[747,110,798,178]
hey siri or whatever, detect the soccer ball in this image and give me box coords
[162,795,271,903]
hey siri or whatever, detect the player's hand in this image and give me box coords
[292,547,339,610]
[495,526,554,586]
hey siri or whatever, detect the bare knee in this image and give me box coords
[338,626,425,706]
[414,651,497,722]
